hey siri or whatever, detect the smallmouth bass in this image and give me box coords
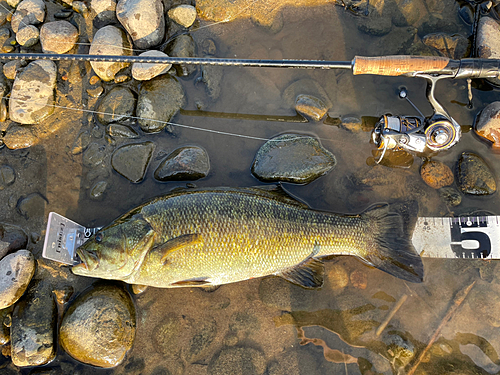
[72,186,424,288]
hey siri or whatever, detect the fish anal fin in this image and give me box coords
[278,257,324,289]
[156,233,203,265]
[171,277,210,286]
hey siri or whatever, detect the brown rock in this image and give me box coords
[420,160,454,189]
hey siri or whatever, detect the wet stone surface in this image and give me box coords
[59,284,136,368]
[131,50,172,81]
[168,4,197,28]
[136,75,186,133]
[439,186,462,207]
[456,152,497,196]
[0,165,15,189]
[0,250,34,310]
[422,33,469,59]
[11,0,46,33]
[106,123,139,139]
[96,86,136,125]
[0,306,11,345]
[168,34,197,77]
[295,94,328,122]
[474,101,500,149]
[477,17,500,86]
[39,20,78,54]
[11,278,56,367]
[111,141,155,183]
[420,160,454,189]
[154,146,210,181]
[16,193,47,220]
[252,134,336,184]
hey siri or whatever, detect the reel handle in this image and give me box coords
[353,55,451,76]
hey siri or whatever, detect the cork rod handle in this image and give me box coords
[353,55,450,76]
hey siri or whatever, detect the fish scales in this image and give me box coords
[73,187,424,287]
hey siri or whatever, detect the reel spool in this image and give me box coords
[424,120,460,151]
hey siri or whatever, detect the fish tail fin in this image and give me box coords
[360,204,424,283]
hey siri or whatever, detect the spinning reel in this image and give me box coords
[372,75,462,161]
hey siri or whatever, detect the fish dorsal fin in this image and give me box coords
[155,233,203,265]
[278,256,324,289]
[246,185,309,208]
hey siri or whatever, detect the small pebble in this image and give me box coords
[420,160,454,189]
[350,269,367,289]
[0,165,15,188]
[3,60,25,80]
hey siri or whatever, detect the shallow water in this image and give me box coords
[2,0,500,374]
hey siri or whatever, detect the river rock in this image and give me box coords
[9,60,56,124]
[456,152,497,195]
[200,62,223,100]
[15,24,39,47]
[59,284,136,368]
[136,74,185,133]
[0,224,28,259]
[111,141,155,183]
[208,346,266,375]
[252,134,336,184]
[89,25,132,82]
[168,4,196,28]
[477,17,500,86]
[295,94,328,121]
[422,33,469,59]
[11,279,56,367]
[356,6,392,36]
[282,78,332,110]
[439,186,462,207]
[96,86,135,125]
[468,282,500,327]
[0,165,15,190]
[420,160,454,189]
[91,0,118,28]
[106,123,139,138]
[0,307,11,345]
[131,50,171,81]
[83,142,107,168]
[116,0,164,49]
[3,60,24,80]
[89,180,107,199]
[474,101,500,149]
[40,20,78,54]
[0,250,34,309]
[11,0,45,33]
[392,0,421,27]
[168,34,196,76]
[17,192,47,220]
[154,146,209,181]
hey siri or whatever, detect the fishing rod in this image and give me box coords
[2,53,500,157]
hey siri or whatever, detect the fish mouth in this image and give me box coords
[73,248,99,272]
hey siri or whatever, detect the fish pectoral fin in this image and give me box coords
[277,257,324,289]
[171,277,210,286]
[131,284,148,294]
[156,233,203,265]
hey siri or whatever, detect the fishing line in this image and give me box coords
[5,94,335,143]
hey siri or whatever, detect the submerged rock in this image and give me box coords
[106,124,139,138]
[136,75,186,133]
[91,0,118,28]
[168,4,196,28]
[131,50,171,81]
[96,86,136,125]
[11,0,45,33]
[252,134,336,184]
[200,62,223,100]
[111,141,155,182]
[282,78,332,111]
[9,60,57,124]
[474,101,500,149]
[17,193,47,220]
[168,34,197,76]
[89,25,132,82]
[0,223,28,259]
[208,346,266,375]
[477,17,500,86]
[0,165,15,190]
[0,250,34,310]
[422,33,469,59]
[456,152,497,195]
[89,180,108,199]
[294,94,328,121]
[40,21,78,54]
[420,160,454,189]
[439,186,462,207]
[356,6,392,36]
[468,282,500,327]
[154,146,209,181]
[11,279,56,367]
[59,284,136,368]
[116,0,164,49]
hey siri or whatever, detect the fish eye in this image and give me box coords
[95,232,103,243]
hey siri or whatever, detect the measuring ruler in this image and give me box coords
[413,216,500,259]
[42,212,500,265]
